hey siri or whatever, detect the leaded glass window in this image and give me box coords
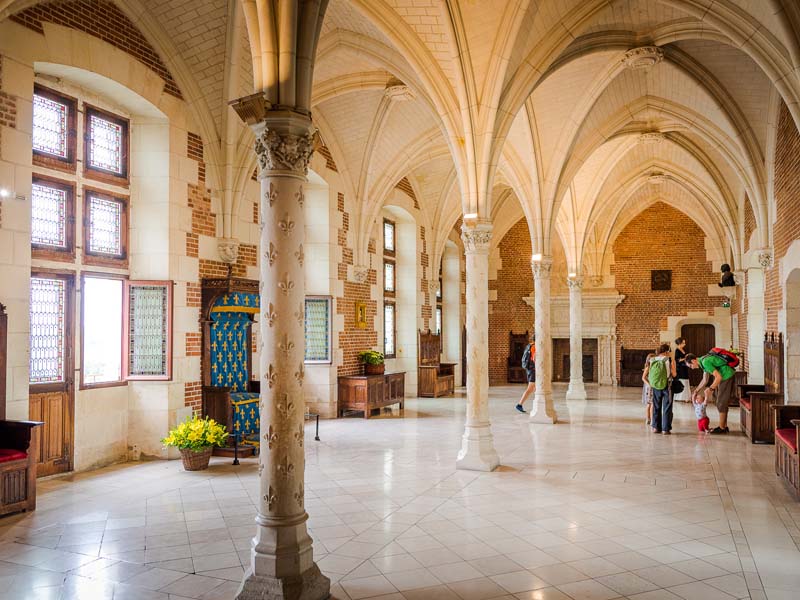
[304,297,331,363]
[33,93,68,158]
[31,182,67,247]
[384,219,395,253]
[30,277,66,384]
[384,303,395,357]
[88,112,124,174]
[436,306,442,335]
[384,261,395,293]
[126,282,171,379]
[88,194,123,255]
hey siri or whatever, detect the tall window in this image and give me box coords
[305,297,332,363]
[436,265,443,334]
[82,277,123,386]
[383,218,396,358]
[124,281,173,380]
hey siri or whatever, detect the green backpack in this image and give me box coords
[648,357,669,390]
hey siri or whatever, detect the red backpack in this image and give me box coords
[706,348,740,369]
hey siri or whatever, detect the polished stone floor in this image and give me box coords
[1,384,798,600]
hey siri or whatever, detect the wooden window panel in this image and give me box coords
[82,187,129,268]
[383,218,396,256]
[123,280,173,381]
[31,174,76,262]
[83,104,130,187]
[32,85,78,175]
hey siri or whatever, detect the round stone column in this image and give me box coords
[236,110,329,600]
[530,257,557,424]
[565,277,587,401]
[456,221,499,471]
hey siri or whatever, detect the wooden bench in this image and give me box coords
[739,333,784,444]
[0,303,43,517]
[774,406,800,498]
[418,330,455,397]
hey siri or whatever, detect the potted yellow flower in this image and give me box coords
[162,415,228,471]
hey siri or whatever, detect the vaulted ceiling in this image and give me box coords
[3,0,800,273]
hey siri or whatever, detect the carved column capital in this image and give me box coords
[567,276,584,290]
[217,238,239,264]
[531,256,553,279]
[461,222,492,254]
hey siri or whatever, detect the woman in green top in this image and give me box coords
[684,353,736,434]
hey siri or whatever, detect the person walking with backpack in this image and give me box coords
[684,349,738,434]
[515,337,535,413]
[643,343,677,434]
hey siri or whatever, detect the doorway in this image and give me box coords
[681,323,716,387]
[28,273,75,476]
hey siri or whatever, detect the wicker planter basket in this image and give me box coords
[364,363,385,375]
[179,447,213,471]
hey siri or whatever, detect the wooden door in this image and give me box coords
[28,273,75,477]
[681,324,716,387]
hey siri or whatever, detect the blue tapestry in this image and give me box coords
[231,393,260,441]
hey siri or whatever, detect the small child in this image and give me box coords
[694,394,710,432]
[642,353,655,425]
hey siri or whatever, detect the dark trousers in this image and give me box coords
[652,388,672,432]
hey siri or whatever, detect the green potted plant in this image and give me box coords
[162,415,228,471]
[359,350,385,375]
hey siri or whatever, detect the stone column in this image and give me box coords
[746,263,767,385]
[236,109,329,600]
[456,221,499,471]
[530,257,557,423]
[566,277,587,400]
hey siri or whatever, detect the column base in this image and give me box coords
[565,381,587,401]
[529,392,557,424]
[456,424,499,471]
[235,563,330,600]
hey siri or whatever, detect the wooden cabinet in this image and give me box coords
[338,372,405,418]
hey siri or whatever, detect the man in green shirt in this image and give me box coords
[684,353,735,434]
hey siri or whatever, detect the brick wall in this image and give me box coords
[10,0,183,99]
[336,192,378,376]
[488,219,534,384]
[420,225,431,330]
[184,382,202,414]
[765,101,800,330]
[613,203,718,357]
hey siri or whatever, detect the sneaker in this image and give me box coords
[663,431,671,435]
[710,427,729,434]
[515,404,526,413]
[652,428,661,434]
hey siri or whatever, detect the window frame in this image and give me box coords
[31,174,76,262]
[122,280,174,381]
[304,295,333,365]
[383,301,397,359]
[32,84,78,174]
[83,104,130,186]
[383,218,396,256]
[83,186,129,268]
[79,272,127,390]
[383,258,396,295]
[29,269,75,393]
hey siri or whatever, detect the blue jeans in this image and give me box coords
[652,388,672,432]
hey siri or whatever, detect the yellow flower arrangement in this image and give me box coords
[162,415,228,451]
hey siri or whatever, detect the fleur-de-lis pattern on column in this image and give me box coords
[254,116,315,528]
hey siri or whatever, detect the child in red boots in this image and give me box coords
[693,394,710,432]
